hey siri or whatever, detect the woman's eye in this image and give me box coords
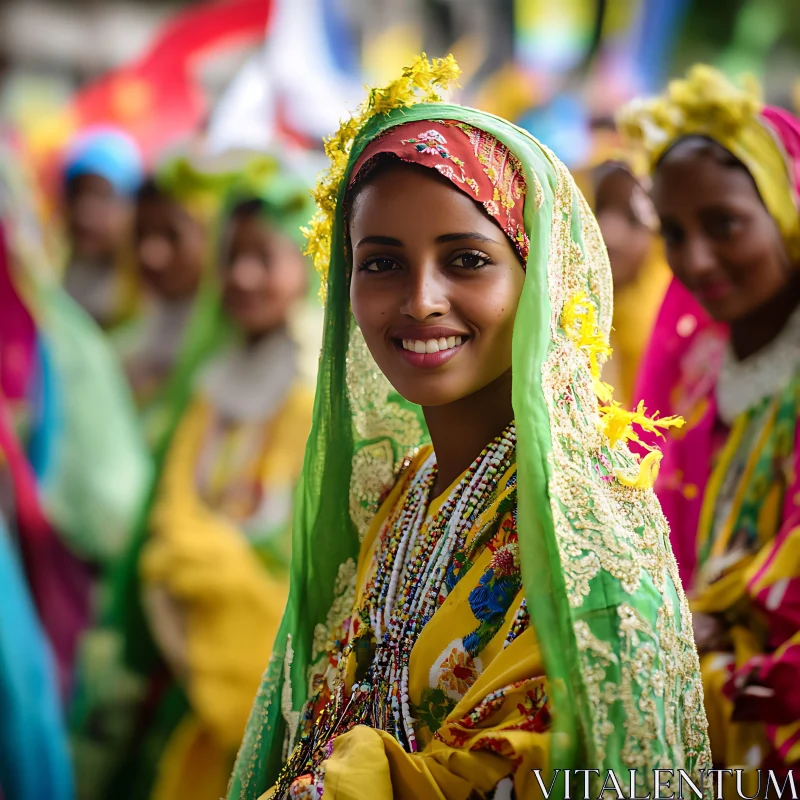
[361,257,398,273]
[706,214,740,240]
[659,223,683,247]
[451,251,491,269]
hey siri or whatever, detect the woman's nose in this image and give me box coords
[229,255,264,290]
[683,235,719,280]
[398,263,450,320]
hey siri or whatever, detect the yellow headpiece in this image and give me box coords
[154,156,234,224]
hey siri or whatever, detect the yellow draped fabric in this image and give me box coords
[140,383,313,800]
[264,448,550,799]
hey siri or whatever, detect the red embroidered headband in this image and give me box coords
[349,120,530,263]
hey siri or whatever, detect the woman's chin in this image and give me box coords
[387,377,471,409]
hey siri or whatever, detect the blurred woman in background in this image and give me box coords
[61,127,144,331]
[0,137,149,701]
[593,157,670,408]
[624,65,800,778]
[119,158,224,447]
[75,165,317,800]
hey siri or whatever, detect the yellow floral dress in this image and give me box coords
[269,446,550,799]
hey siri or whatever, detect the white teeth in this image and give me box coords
[401,336,466,354]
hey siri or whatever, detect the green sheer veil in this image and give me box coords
[229,62,710,800]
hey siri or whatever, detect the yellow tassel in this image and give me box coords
[615,450,663,489]
[303,54,461,303]
[560,293,613,398]
[561,291,684,489]
[598,400,684,449]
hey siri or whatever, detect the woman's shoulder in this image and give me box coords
[374,445,434,514]
[355,445,433,567]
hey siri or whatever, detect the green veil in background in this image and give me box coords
[229,59,710,800]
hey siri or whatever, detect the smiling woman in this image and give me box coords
[228,56,709,800]
[349,148,525,492]
[623,65,800,783]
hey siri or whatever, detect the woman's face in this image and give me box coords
[349,163,525,408]
[134,194,206,301]
[653,140,793,322]
[594,166,655,289]
[222,211,307,337]
[65,173,131,264]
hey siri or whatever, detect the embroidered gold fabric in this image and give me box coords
[539,145,710,791]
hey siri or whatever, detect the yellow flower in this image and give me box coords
[598,400,684,450]
[615,450,664,490]
[617,64,764,169]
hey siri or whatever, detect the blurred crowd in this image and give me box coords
[2,0,800,799]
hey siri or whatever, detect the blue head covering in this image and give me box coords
[63,126,144,197]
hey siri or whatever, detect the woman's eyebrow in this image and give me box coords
[355,235,403,248]
[355,232,502,248]
[435,232,502,245]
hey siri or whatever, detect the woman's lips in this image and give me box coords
[694,282,733,303]
[393,335,467,368]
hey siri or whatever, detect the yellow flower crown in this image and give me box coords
[302,54,461,303]
[618,65,800,259]
[155,156,236,222]
[617,64,763,168]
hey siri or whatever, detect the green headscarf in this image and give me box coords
[229,60,709,799]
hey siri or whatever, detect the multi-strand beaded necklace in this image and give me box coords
[275,423,516,795]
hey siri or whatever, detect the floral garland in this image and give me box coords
[616,64,763,168]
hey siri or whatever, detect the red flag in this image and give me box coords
[72,0,272,164]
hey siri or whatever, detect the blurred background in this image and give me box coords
[1,0,799,179]
[2,3,800,800]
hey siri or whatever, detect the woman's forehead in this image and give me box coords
[653,149,760,208]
